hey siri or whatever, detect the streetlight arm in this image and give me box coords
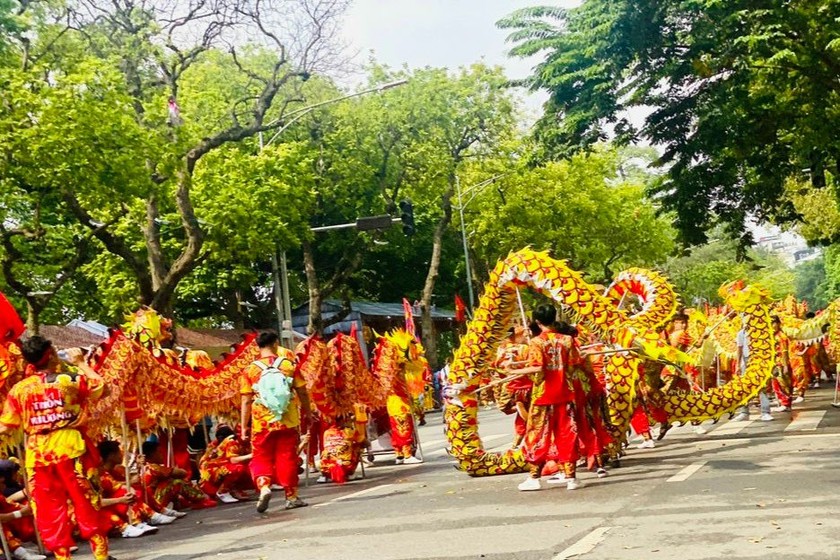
[262,79,408,148]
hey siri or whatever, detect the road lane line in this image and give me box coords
[710,420,753,435]
[785,410,826,431]
[667,461,707,482]
[313,484,394,509]
[553,527,613,559]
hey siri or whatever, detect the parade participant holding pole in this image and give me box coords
[0,337,113,560]
[508,306,585,491]
[241,331,311,513]
[770,317,793,412]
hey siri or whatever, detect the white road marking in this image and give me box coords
[710,420,753,435]
[667,461,708,482]
[313,484,394,509]
[553,527,613,559]
[785,410,826,432]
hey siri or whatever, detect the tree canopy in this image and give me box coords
[500,1,840,246]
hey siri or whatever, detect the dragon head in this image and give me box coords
[718,280,770,311]
[122,307,173,348]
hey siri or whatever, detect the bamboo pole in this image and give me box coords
[120,409,137,525]
[135,419,149,505]
[0,518,14,560]
[18,441,46,555]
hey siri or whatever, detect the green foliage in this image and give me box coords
[794,257,829,310]
[467,147,675,283]
[664,237,796,305]
[501,1,840,246]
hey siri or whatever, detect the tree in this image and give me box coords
[499,2,840,246]
[55,0,347,316]
[465,147,675,285]
[794,257,829,310]
[663,236,795,305]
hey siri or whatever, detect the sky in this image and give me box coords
[339,0,581,119]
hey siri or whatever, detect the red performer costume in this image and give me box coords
[511,306,585,491]
[493,328,532,448]
[0,339,111,560]
[0,494,43,560]
[198,426,252,501]
[771,318,793,410]
[139,440,214,512]
[241,331,310,513]
[318,420,364,484]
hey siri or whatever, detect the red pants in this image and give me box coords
[389,414,414,458]
[249,428,300,498]
[524,403,579,466]
[31,457,108,558]
[772,379,792,408]
[0,500,36,550]
[199,462,251,496]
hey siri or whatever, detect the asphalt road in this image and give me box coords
[74,386,840,560]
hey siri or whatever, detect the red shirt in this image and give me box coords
[528,331,582,405]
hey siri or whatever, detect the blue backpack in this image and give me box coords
[252,357,294,422]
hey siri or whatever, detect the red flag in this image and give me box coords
[0,292,24,343]
[455,294,467,323]
[402,298,417,339]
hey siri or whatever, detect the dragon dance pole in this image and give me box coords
[18,440,46,555]
[135,419,149,505]
[0,518,12,560]
[120,409,137,525]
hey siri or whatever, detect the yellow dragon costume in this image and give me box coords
[443,249,775,476]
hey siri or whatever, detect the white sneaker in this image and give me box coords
[316,475,328,484]
[13,548,47,560]
[163,508,187,518]
[270,484,284,491]
[793,396,805,404]
[517,477,541,491]
[394,457,404,465]
[637,439,655,449]
[731,412,749,422]
[566,478,583,490]
[308,465,319,474]
[362,457,375,466]
[771,405,790,413]
[256,486,272,514]
[136,522,159,535]
[121,524,147,538]
[596,468,608,478]
[216,492,239,504]
[760,413,774,422]
[694,425,707,435]
[546,474,569,485]
[403,456,423,464]
[149,512,176,525]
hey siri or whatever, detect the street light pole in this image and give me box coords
[260,79,409,347]
[456,176,475,311]
[455,174,508,312]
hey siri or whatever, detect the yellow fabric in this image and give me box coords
[240,349,305,434]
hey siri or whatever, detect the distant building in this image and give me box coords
[753,227,821,267]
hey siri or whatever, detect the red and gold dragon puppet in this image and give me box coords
[442,249,775,476]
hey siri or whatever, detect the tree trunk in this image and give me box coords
[301,239,324,335]
[421,181,456,370]
[25,300,40,335]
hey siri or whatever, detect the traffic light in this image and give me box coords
[399,199,415,236]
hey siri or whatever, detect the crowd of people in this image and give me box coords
[0,329,425,560]
[0,300,832,557]
[483,305,835,492]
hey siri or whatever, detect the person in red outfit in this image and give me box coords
[241,331,311,513]
[198,426,252,503]
[0,338,113,560]
[507,306,586,492]
[139,441,215,512]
